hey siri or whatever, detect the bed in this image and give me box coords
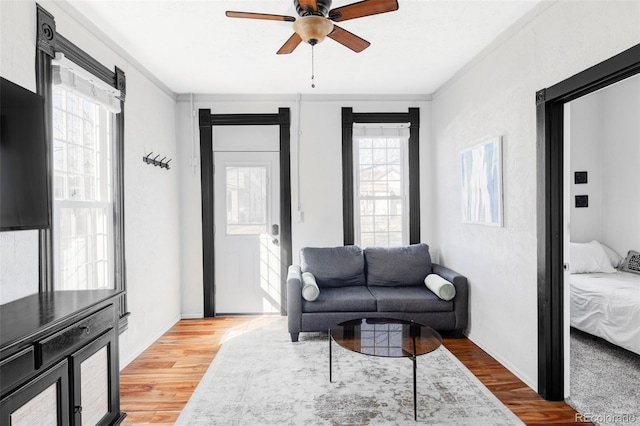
[570,271,640,355]
[569,240,640,356]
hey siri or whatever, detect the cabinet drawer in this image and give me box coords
[0,347,35,395]
[37,305,114,368]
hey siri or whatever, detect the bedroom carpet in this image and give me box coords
[568,328,640,425]
[176,330,524,425]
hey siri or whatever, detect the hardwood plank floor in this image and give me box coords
[120,317,588,425]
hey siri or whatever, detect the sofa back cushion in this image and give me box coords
[365,243,432,286]
[300,246,366,288]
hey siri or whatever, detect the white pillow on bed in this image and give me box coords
[570,240,616,274]
[601,243,624,269]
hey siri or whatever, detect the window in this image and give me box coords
[341,107,421,247]
[36,4,128,330]
[354,127,409,247]
[226,166,268,235]
[52,85,114,290]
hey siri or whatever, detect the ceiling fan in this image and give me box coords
[226,0,400,54]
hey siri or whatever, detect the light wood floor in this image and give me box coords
[120,317,588,425]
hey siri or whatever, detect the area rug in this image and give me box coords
[176,331,523,425]
[567,328,640,426]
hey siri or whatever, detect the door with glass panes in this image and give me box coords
[213,151,281,314]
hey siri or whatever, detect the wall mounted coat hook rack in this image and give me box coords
[143,152,172,170]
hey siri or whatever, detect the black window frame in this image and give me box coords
[342,107,421,246]
[35,5,129,332]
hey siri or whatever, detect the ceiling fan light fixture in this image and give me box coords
[293,16,334,45]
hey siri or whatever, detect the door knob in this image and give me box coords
[272,238,279,246]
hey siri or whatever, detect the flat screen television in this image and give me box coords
[1,77,50,231]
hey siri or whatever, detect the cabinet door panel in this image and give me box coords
[0,360,70,426]
[80,346,109,425]
[11,383,58,425]
[70,330,118,426]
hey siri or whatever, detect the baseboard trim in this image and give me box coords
[181,313,204,319]
[465,330,537,393]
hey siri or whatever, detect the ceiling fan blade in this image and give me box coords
[226,11,296,22]
[327,25,370,53]
[277,33,303,55]
[329,0,399,22]
[298,0,318,14]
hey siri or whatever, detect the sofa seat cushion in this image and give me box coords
[302,286,377,313]
[368,285,453,313]
[365,243,432,287]
[301,246,366,288]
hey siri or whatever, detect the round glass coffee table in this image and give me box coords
[329,318,442,421]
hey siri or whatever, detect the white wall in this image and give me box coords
[431,0,640,391]
[0,1,182,368]
[569,75,640,257]
[568,94,603,243]
[176,95,432,317]
[600,76,640,256]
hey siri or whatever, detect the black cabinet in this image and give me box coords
[0,291,125,425]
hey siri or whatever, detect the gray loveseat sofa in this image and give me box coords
[287,243,468,342]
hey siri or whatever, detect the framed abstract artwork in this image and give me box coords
[460,136,503,226]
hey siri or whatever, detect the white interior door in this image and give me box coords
[214,151,281,314]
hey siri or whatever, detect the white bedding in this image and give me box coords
[570,271,640,355]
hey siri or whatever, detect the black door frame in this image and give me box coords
[198,108,292,317]
[536,44,640,400]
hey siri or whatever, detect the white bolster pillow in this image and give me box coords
[301,272,320,301]
[424,274,456,301]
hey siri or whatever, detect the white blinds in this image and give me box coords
[353,123,410,139]
[52,53,121,114]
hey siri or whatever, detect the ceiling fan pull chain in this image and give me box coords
[311,44,316,89]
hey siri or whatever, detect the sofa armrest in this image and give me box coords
[432,263,468,331]
[287,265,303,339]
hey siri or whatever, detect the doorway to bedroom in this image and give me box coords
[563,73,640,418]
[536,44,639,402]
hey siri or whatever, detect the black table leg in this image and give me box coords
[413,355,417,421]
[329,328,332,383]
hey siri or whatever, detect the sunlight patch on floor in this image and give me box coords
[220,315,286,344]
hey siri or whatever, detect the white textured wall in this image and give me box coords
[0,0,182,368]
[431,1,640,391]
[568,92,603,243]
[176,95,432,317]
[0,231,39,304]
[569,75,640,257]
[599,76,640,256]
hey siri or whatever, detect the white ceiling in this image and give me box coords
[66,0,543,95]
